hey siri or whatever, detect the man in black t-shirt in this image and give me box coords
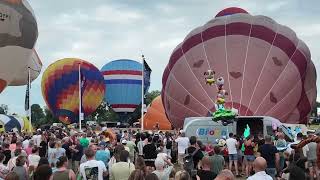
[197,156,217,180]
[143,136,157,167]
[70,139,84,173]
[257,135,279,179]
[185,136,204,169]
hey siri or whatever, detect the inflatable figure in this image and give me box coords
[204,70,215,85]
[291,136,320,169]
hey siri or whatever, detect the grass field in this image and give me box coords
[309,124,320,130]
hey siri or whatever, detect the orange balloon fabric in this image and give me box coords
[143,96,172,130]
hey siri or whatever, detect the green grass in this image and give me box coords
[309,124,320,130]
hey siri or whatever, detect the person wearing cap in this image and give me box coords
[152,156,173,180]
[121,139,130,152]
[286,132,309,157]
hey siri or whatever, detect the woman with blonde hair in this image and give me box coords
[55,141,66,159]
[174,170,191,180]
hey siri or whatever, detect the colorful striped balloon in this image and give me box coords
[101,59,142,113]
[41,58,105,124]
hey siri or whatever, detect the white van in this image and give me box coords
[183,116,293,144]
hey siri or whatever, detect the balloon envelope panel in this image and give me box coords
[9,49,42,86]
[0,0,38,92]
[101,59,142,113]
[162,8,317,128]
[41,58,105,124]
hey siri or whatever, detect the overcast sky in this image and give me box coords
[0,0,319,115]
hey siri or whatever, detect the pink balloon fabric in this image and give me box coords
[162,8,317,128]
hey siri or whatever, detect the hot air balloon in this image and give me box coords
[143,96,172,130]
[41,58,105,124]
[0,0,38,93]
[9,49,42,86]
[101,59,143,121]
[162,7,317,128]
[0,114,25,132]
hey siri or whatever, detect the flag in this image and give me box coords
[143,56,152,94]
[79,68,86,118]
[24,68,30,114]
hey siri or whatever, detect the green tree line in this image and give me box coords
[0,90,161,128]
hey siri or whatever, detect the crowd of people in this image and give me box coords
[0,125,317,180]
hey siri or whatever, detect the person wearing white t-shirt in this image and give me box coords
[28,147,40,168]
[32,132,42,147]
[22,137,30,149]
[80,148,107,180]
[174,132,189,166]
[226,133,240,177]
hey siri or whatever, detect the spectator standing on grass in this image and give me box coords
[244,135,255,177]
[247,157,272,180]
[185,136,203,169]
[197,156,217,180]
[110,150,135,180]
[80,148,107,180]
[163,132,173,158]
[257,135,279,179]
[80,134,89,149]
[209,146,225,175]
[226,133,240,177]
[52,156,76,180]
[306,131,318,180]
[214,169,235,180]
[143,137,157,168]
[152,157,173,180]
[286,133,309,157]
[175,132,189,166]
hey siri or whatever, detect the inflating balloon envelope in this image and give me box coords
[162,7,317,128]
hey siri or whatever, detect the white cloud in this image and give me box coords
[94,5,144,24]
[157,38,183,49]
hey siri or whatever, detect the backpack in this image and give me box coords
[166,137,172,149]
[183,148,199,173]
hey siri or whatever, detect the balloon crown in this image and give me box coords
[215,7,249,17]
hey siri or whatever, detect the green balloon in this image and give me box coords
[243,124,250,138]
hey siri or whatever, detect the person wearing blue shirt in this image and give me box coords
[95,144,110,168]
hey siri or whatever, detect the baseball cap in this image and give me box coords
[121,139,127,144]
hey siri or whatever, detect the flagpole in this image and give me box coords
[28,67,32,132]
[78,63,82,132]
[141,54,145,132]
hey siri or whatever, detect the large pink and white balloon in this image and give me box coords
[162,7,317,128]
